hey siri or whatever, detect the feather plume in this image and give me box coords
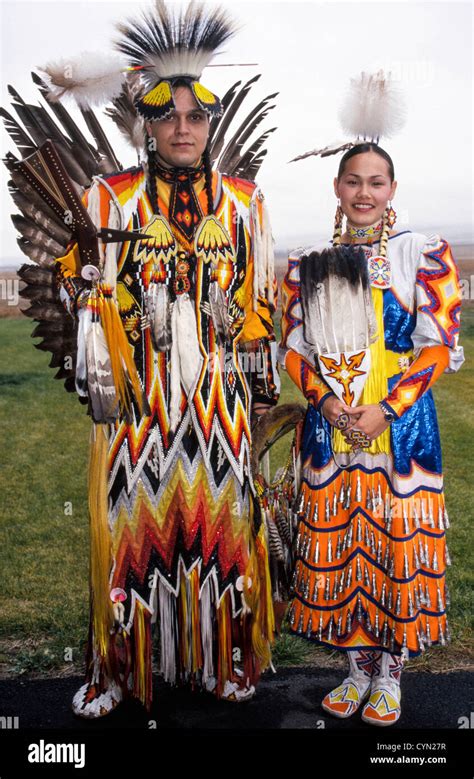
[23,301,66,322]
[47,348,75,368]
[34,336,75,355]
[288,140,356,163]
[75,305,91,397]
[208,79,241,146]
[19,282,56,304]
[32,72,104,177]
[114,0,237,87]
[0,107,36,157]
[209,75,261,162]
[7,92,90,187]
[208,76,277,179]
[31,320,67,338]
[18,264,56,288]
[217,101,276,172]
[105,82,145,153]
[236,129,275,178]
[338,70,407,142]
[11,214,66,258]
[16,238,56,269]
[208,282,229,343]
[10,189,72,245]
[86,318,119,423]
[80,108,122,174]
[38,52,127,108]
[8,172,64,224]
[147,282,172,351]
[169,294,203,431]
[299,246,376,355]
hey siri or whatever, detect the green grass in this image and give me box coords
[0,312,472,674]
[0,318,91,674]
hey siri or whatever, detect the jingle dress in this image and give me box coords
[279,231,463,658]
[56,163,279,709]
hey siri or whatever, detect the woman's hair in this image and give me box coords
[337,142,395,182]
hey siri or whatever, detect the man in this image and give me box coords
[52,1,279,718]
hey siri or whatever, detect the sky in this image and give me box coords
[0,0,472,268]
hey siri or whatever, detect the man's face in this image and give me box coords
[146,85,210,168]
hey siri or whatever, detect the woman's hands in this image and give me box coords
[321,395,354,426]
[321,398,391,445]
[344,404,391,442]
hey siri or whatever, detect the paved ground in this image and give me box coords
[0,669,472,777]
[0,667,472,730]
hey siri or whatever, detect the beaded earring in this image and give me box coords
[385,202,397,228]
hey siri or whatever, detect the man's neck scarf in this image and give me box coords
[154,158,205,245]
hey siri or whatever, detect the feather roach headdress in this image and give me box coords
[290,70,407,162]
[114,0,237,120]
[39,1,237,122]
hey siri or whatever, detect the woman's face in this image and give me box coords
[334,151,397,228]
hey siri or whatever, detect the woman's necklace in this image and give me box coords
[347,219,383,242]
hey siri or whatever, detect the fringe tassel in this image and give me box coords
[88,423,114,662]
[95,284,148,420]
[190,567,203,674]
[179,573,190,677]
[216,591,233,697]
[243,503,275,671]
[250,189,275,311]
[200,577,214,686]
[158,579,176,683]
[132,600,153,711]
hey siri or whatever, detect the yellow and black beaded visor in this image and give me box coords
[115,1,235,121]
[136,76,222,121]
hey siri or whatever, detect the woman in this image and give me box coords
[279,142,463,726]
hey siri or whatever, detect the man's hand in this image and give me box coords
[344,404,390,442]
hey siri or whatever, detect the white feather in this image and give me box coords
[303,274,376,355]
[147,282,172,351]
[338,70,407,141]
[38,52,127,108]
[168,294,203,432]
[76,306,92,397]
[140,50,215,88]
[86,320,119,422]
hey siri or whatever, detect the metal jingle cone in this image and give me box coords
[327,536,333,563]
[324,575,331,601]
[387,588,393,611]
[313,538,320,564]
[332,572,340,600]
[346,608,352,635]
[395,588,402,616]
[424,583,432,608]
[408,589,414,617]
